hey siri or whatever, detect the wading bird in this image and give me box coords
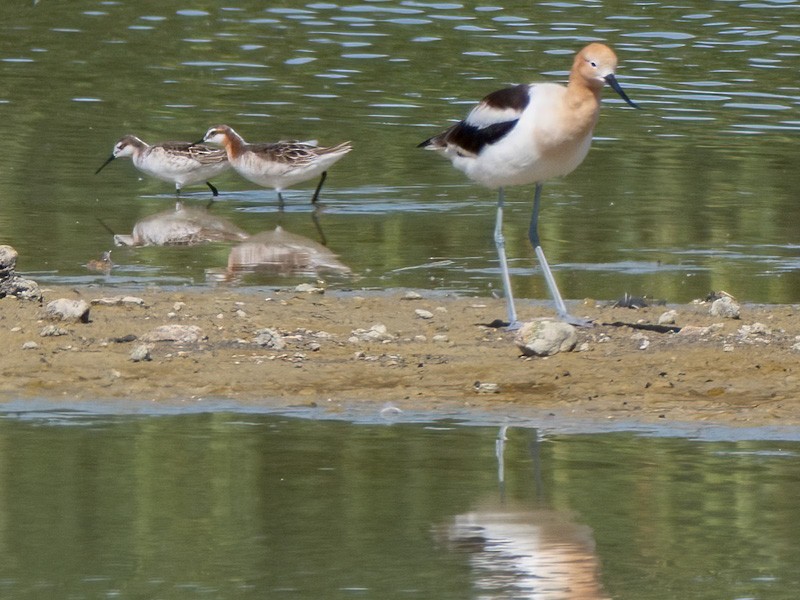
[419,43,638,328]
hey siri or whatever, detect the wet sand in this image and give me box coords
[2,285,799,429]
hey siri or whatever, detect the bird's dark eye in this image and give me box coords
[590,60,597,68]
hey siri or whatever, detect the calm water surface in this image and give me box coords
[0,407,798,599]
[1,1,799,304]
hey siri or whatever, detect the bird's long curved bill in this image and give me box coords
[605,74,639,109]
[95,155,116,174]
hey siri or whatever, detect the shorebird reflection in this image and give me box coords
[440,427,610,599]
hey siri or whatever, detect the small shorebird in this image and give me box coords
[198,125,352,206]
[419,42,638,328]
[95,135,231,196]
[86,250,113,274]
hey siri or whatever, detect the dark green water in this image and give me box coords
[0,1,799,304]
[0,407,798,599]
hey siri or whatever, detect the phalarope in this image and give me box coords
[95,135,231,196]
[419,43,638,328]
[85,250,113,274]
[199,125,352,206]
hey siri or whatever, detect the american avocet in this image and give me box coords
[198,125,352,207]
[95,135,231,197]
[419,43,638,328]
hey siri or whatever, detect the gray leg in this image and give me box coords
[494,187,520,329]
[528,183,591,327]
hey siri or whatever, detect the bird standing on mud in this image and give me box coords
[420,43,639,328]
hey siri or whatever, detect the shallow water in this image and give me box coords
[2,1,800,303]
[0,406,798,599]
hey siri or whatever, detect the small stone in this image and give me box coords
[432,334,449,343]
[402,291,422,300]
[21,341,38,350]
[658,310,678,325]
[415,309,434,319]
[709,296,740,319]
[515,320,578,357]
[44,299,90,323]
[474,381,500,394]
[40,325,68,337]
[295,283,324,294]
[130,344,152,362]
[253,328,286,350]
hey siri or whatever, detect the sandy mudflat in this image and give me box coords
[1,285,799,429]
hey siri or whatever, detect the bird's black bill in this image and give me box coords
[605,74,639,109]
[192,138,206,146]
[95,155,116,174]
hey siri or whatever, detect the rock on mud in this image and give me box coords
[514,320,578,357]
[44,299,90,323]
[0,245,42,301]
[709,296,741,319]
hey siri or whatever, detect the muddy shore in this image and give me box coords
[1,284,799,430]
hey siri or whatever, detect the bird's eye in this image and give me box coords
[590,60,598,68]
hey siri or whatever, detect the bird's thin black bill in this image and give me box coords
[95,155,116,174]
[605,74,639,109]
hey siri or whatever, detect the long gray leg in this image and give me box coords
[494,187,520,329]
[528,183,591,326]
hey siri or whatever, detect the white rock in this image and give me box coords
[514,320,578,357]
[44,298,90,322]
[658,310,678,325]
[474,382,501,394]
[415,309,434,320]
[709,296,740,319]
[295,283,324,294]
[130,344,152,362]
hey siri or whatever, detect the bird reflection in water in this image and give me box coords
[211,225,351,282]
[438,426,610,599]
[110,203,249,247]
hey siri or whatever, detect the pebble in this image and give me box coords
[350,323,394,343]
[415,309,434,320]
[658,310,678,325]
[21,341,38,350]
[40,325,68,337]
[514,320,578,357]
[709,296,740,319]
[130,344,152,362]
[44,298,90,323]
[295,283,324,294]
[474,381,500,394]
[402,291,422,300]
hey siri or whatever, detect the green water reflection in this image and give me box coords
[0,411,798,599]
[0,1,799,303]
